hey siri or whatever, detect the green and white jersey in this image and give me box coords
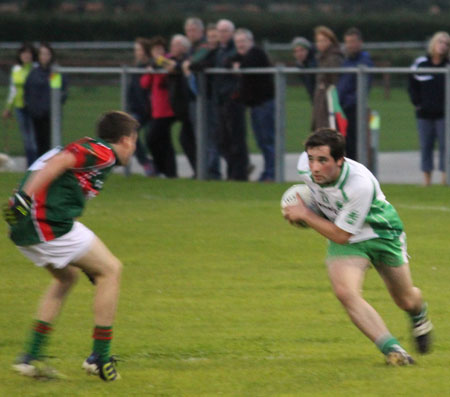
[297,152,404,243]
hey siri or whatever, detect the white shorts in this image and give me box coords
[18,221,95,269]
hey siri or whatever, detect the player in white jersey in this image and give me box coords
[283,128,432,366]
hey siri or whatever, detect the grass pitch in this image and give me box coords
[1,175,449,396]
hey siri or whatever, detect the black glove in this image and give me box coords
[3,191,32,226]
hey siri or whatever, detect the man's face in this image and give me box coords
[120,131,138,165]
[293,45,309,63]
[217,22,234,45]
[234,33,252,55]
[307,145,343,185]
[185,23,203,43]
[344,34,362,57]
[206,29,219,49]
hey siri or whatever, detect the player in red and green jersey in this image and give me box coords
[3,111,139,381]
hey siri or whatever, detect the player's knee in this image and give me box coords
[334,286,359,307]
[55,268,79,289]
[107,257,123,279]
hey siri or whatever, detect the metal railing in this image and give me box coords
[50,65,450,185]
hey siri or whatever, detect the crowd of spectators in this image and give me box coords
[3,21,450,184]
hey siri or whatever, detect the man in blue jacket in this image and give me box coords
[337,28,373,160]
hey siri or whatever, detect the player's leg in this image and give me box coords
[376,263,432,354]
[71,236,122,381]
[327,257,389,341]
[13,265,79,379]
[327,257,414,365]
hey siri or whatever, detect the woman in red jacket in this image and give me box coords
[140,37,177,177]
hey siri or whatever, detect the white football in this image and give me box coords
[280,184,320,227]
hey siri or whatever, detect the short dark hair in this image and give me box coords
[96,111,139,143]
[149,36,167,51]
[304,128,346,161]
[344,27,363,41]
[16,42,37,64]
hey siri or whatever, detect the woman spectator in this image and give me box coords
[127,37,155,176]
[408,31,450,186]
[25,42,68,156]
[312,26,343,130]
[2,43,38,166]
[140,37,177,178]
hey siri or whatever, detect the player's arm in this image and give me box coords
[3,151,76,226]
[283,194,353,244]
[22,151,77,197]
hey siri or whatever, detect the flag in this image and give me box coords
[326,85,348,137]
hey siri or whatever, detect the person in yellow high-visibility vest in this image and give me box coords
[2,43,38,166]
[25,43,68,157]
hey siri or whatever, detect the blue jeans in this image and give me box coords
[416,118,445,172]
[15,108,37,166]
[250,99,275,180]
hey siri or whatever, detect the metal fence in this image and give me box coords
[50,65,450,184]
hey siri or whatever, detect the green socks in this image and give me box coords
[409,303,428,325]
[92,326,113,363]
[25,320,52,359]
[375,334,404,355]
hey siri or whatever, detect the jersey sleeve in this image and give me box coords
[334,176,374,235]
[64,138,116,170]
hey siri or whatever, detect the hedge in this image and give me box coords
[1,11,450,43]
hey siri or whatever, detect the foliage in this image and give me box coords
[1,11,450,42]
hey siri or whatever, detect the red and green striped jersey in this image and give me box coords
[9,137,117,246]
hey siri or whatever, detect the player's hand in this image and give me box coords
[283,193,309,224]
[2,191,32,226]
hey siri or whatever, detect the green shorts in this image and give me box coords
[326,232,408,267]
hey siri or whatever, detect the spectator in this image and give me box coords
[185,23,222,180]
[292,37,316,102]
[213,19,249,181]
[312,26,343,131]
[2,42,38,167]
[408,31,450,186]
[184,17,208,56]
[337,27,374,160]
[127,37,155,176]
[166,34,197,175]
[140,37,177,177]
[232,28,275,182]
[25,42,68,157]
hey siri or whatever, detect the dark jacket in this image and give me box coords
[408,55,448,119]
[25,64,68,119]
[189,47,218,98]
[231,46,274,107]
[167,54,193,121]
[127,62,151,120]
[296,47,317,102]
[337,50,373,110]
[213,39,239,104]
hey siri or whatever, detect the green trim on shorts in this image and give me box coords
[327,235,408,267]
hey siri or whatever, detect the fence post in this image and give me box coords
[120,65,131,176]
[274,66,286,182]
[195,72,208,180]
[50,67,62,149]
[446,66,450,185]
[356,65,369,168]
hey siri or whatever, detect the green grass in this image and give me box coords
[0,175,449,396]
[0,83,419,156]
